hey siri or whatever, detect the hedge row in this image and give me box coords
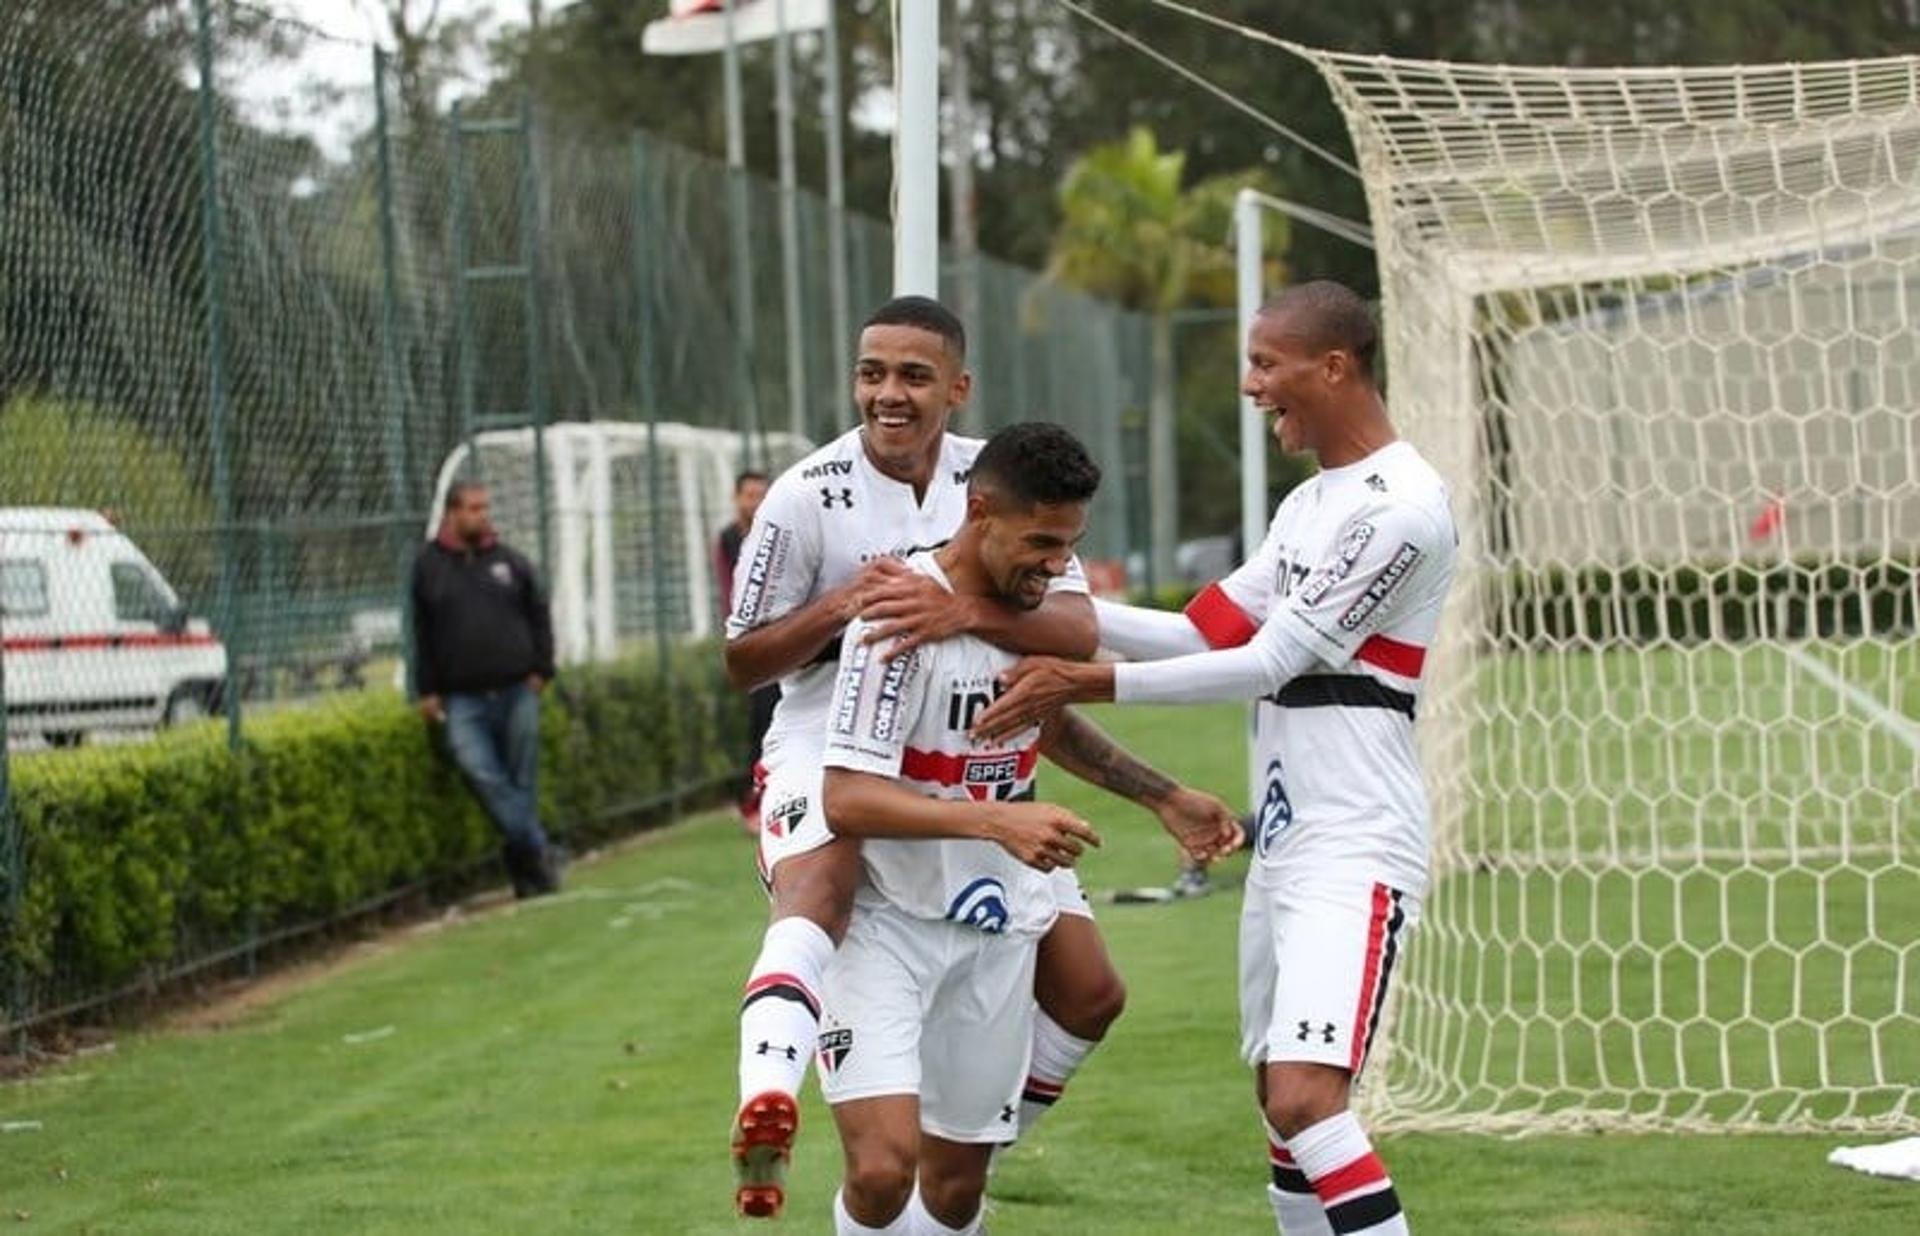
[1486,557,1919,648]
[4,648,746,1019]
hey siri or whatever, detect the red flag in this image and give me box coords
[1748,496,1785,543]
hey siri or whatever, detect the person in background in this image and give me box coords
[717,469,778,833]
[412,481,562,899]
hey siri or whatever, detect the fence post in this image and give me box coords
[0,600,23,1051]
[631,135,674,681]
[194,0,240,751]
[633,134,681,816]
[520,95,553,583]
[194,0,252,977]
[374,47,416,695]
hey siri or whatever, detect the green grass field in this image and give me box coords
[3,698,1919,1232]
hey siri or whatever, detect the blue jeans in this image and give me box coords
[444,683,549,854]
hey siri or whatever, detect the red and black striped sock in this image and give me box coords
[1286,1111,1408,1235]
[1266,1121,1333,1236]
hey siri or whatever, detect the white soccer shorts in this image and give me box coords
[1238,864,1419,1075]
[817,899,1038,1144]
[755,763,1096,921]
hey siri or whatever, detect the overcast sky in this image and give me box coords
[231,1,523,161]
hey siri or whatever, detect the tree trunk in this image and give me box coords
[1149,310,1178,588]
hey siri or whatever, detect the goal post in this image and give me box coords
[1268,47,1920,1132]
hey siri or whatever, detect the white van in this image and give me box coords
[1,508,228,746]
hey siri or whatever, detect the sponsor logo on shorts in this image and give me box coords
[1296,1020,1337,1044]
[733,523,788,626]
[764,796,807,840]
[818,1027,854,1074]
[945,876,1011,934]
[1338,542,1422,632]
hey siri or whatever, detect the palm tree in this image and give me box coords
[1045,127,1287,585]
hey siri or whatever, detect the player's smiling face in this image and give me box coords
[1243,310,1329,456]
[979,498,1087,611]
[854,324,971,480]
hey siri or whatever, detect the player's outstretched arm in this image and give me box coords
[1090,597,1213,661]
[822,768,1100,871]
[723,556,910,691]
[858,576,1097,661]
[1039,709,1242,863]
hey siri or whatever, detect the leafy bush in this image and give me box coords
[4,647,745,1010]
[1485,556,1920,648]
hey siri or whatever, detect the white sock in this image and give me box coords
[1286,1111,1409,1235]
[834,1188,911,1235]
[739,916,834,1104]
[1016,1011,1098,1139]
[906,1184,983,1236]
[1266,1119,1334,1236]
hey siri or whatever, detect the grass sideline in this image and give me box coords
[1,704,1917,1233]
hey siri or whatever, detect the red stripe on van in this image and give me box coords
[1,633,221,653]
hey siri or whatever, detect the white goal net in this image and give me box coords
[1288,48,1920,1132]
[429,423,813,666]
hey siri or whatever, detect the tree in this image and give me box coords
[1046,126,1286,576]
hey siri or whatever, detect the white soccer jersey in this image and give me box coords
[821,555,1057,940]
[725,426,1087,772]
[1185,440,1456,898]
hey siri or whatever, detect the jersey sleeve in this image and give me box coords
[723,474,822,640]
[822,618,932,777]
[1185,506,1287,648]
[1270,500,1448,668]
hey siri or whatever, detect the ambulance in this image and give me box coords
[0,508,227,746]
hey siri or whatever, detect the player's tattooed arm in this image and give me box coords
[1040,707,1177,805]
[861,584,1098,661]
[1040,709,1243,863]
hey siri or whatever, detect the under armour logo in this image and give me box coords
[821,487,854,509]
[755,1040,800,1061]
[1296,1020,1336,1044]
[999,1104,1016,1124]
[1365,474,1387,492]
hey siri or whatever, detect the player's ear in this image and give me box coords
[949,366,973,408]
[1323,347,1351,386]
[964,489,991,524]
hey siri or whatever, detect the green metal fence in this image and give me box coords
[0,2,1154,1038]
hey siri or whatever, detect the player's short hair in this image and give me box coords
[970,422,1101,510]
[444,479,487,510]
[1261,280,1379,382]
[734,469,769,493]
[863,295,967,362]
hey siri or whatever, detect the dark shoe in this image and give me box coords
[503,839,553,899]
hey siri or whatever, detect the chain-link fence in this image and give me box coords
[0,2,1155,1038]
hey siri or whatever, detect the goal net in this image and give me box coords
[1287,48,1920,1132]
[429,423,813,665]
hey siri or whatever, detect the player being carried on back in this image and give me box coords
[817,421,1238,1236]
[724,296,1238,1218]
[971,282,1458,1236]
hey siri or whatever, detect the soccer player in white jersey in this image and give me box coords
[973,282,1457,1236]
[724,296,1230,1217]
[819,422,1239,1236]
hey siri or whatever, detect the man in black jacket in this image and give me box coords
[412,480,561,898]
